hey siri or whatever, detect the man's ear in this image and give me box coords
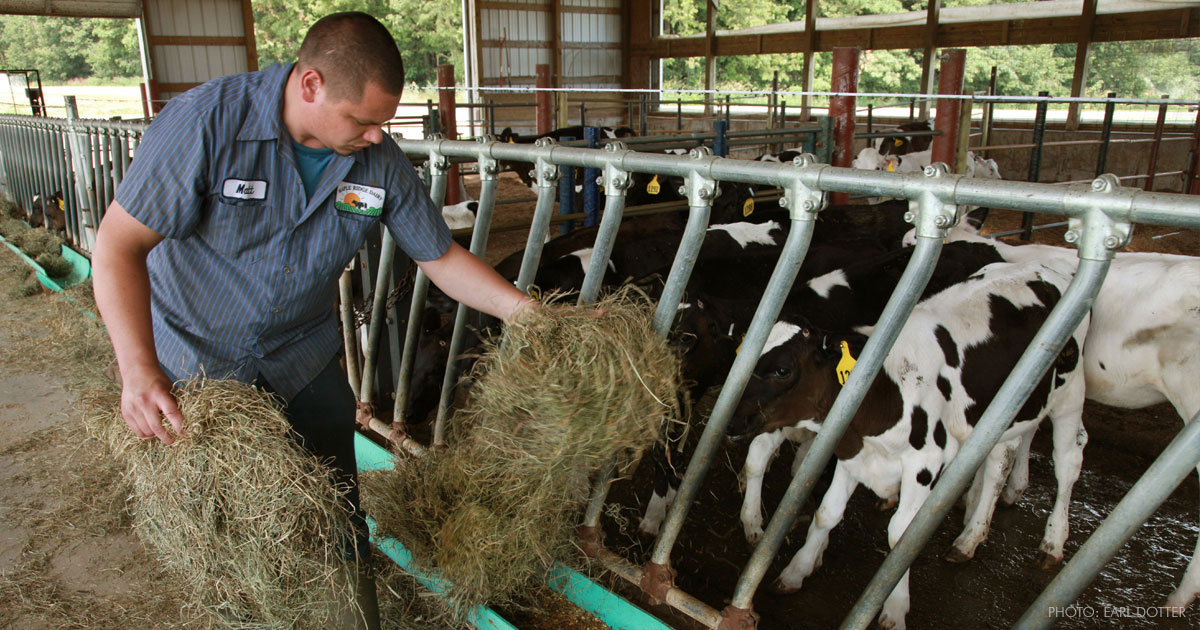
[298,68,325,103]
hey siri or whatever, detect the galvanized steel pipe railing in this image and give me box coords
[513,139,562,294]
[577,144,632,306]
[728,171,959,613]
[433,138,501,447]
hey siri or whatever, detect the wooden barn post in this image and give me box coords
[438,64,461,205]
[536,64,552,135]
[1189,105,1200,195]
[828,46,860,206]
[931,49,965,170]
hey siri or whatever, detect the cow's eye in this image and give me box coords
[770,367,791,380]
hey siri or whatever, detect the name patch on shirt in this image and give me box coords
[335,182,385,217]
[222,178,268,200]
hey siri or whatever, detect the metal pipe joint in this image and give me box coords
[780,153,826,220]
[1062,174,1135,260]
[904,163,961,240]
[601,141,634,197]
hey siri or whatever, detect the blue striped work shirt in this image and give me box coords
[114,63,452,401]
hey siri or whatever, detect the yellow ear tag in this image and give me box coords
[893,138,903,147]
[886,160,896,172]
[647,174,661,195]
[735,334,746,354]
[836,340,857,385]
[57,198,64,211]
[508,137,515,143]
[742,198,755,217]
[528,286,542,300]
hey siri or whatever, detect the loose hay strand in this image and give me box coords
[365,289,681,615]
[83,379,357,630]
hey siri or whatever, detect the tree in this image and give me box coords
[0,16,91,81]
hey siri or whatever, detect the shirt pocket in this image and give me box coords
[202,199,273,262]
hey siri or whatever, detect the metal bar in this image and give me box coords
[650,198,820,566]
[558,136,576,235]
[1095,92,1116,177]
[729,230,946,610]
[358,230,398,402]
[433,153,497,447]
[1144,95,1170,192]
[1016,410,1200,629]
[515,158,561,294]
[393,269,430,427]
[577,192,626,305]
[1022,90,1050,241]
[339,270,362,399]
[841,256,1110,630]
[712,120,728,157]
[583,127,600,227]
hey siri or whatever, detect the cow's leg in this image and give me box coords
[949,439,1019,562]
[773,462,858,593]
[1038,401,1087,569]
[740,430,788,544]
[1001,430,1035,505]
[638,442,678,537]
[878,454,939,630]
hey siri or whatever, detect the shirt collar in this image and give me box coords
[237,62,372,167]
[236,63,293,143]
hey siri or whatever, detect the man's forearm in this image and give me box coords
[417,241,535,322]
[92,203,164,381]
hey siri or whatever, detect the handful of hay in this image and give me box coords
[85,379,355,629]
[365,290,681,613]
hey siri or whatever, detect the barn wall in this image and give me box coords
[144,0,256,103]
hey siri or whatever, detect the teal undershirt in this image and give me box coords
[291,140,336,199]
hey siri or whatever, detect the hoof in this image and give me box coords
[637,524,660,539]
[770,578,802,595]
[944,547,973,564]
[1037,551,1063,570]
[876,614,903,630]
[745,530,763,546]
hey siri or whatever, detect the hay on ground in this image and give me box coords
[84,379,357,630]
[365,289,682,614]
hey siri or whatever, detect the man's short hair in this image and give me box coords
[298,12,405,102]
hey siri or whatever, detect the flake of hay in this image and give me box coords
[83,379,356,629]
[366,289,681,613]
[34,252,72,278]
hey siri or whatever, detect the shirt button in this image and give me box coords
[283,266,292,274]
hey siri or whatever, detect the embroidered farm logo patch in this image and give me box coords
[335,182,385,217]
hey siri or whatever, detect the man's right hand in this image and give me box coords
[119,366,185,445]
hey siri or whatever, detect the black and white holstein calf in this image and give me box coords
[732,260,1089,630]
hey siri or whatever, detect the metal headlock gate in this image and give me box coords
[0,105,144,254]
[384,136,1200,630]
[2,109,1199,628]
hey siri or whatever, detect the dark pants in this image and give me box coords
[254,358,370,560]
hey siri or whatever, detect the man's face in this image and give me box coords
[311,80,400,155]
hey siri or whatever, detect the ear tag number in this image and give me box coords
[742,198,755,217]
[836,340,857,385]
[647,174,661,195]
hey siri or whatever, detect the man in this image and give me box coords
[92,12,533,629]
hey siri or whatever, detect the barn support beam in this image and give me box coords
[828,47,860,206]
[918,0,941,121]
[536,64,552,135]
[1067,0,1098,130]
[799,0,818,121]
[438,65,461,205]
[704,0,717,116]
[931,49,965,170]
[1189,106,1200,195]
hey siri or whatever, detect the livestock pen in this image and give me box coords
[1,110,1199,629]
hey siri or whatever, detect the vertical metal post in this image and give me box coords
[769,71,779,129]
[867,104,873,134]
[931,49,965,168]
[1189,104,1200,195]
[339,271,362,399]
[1144,94,1169,192]
[63,96,97,251]
[981,67,997,159]
[1017,410,1200,629]
[725,94,731,129]
[358,230,398,403]
[536,64,552,135]
[437,65,460,205]
[558,136,576,235]
[677,98,683,131]
[640,93,648,136]
[1022,91,1050,240]
[712,120,728,157]
[434,149,499,447]
[580,102,587,129]
[515,147,560,293]
[1095,92,1116,177]
[488,100,496,136]
[583,127,600,227]
[828,47,860,205]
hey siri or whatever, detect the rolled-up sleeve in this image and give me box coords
[114,98,209,239]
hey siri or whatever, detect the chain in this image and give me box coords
[349,260,417,329]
